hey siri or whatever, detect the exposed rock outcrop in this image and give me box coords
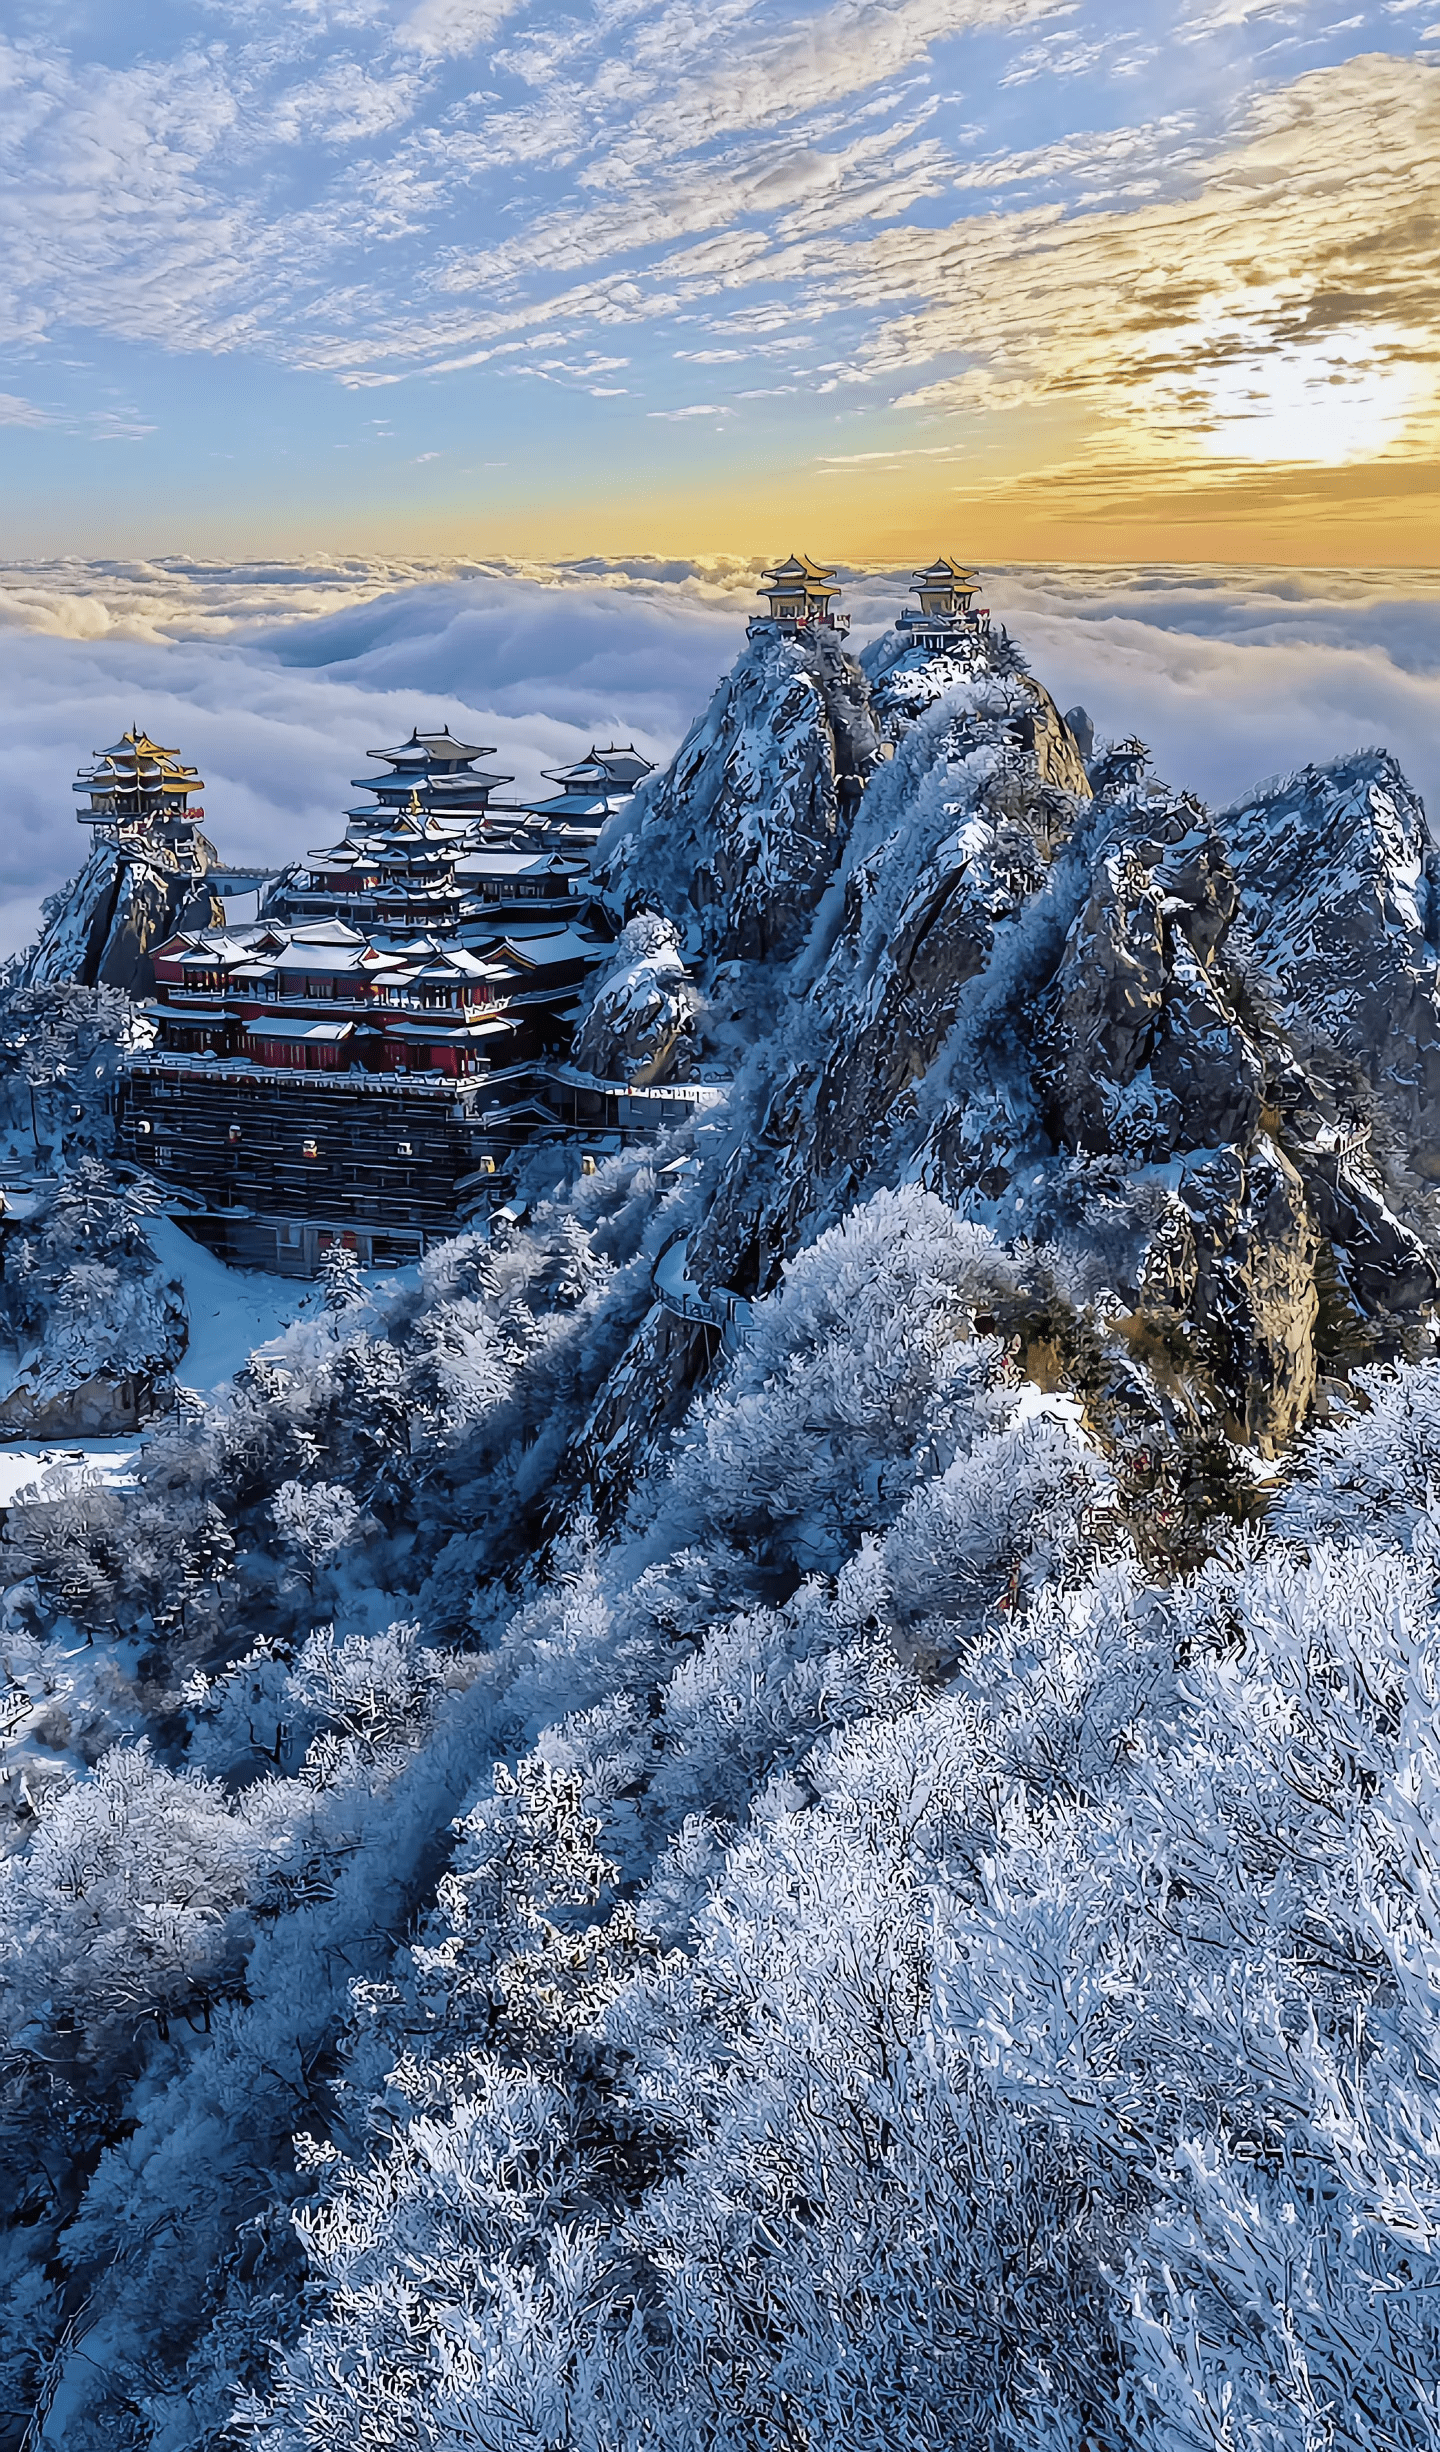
[1220,751,1440,1169]
[20,830,223,999]
[570,915,700,1087]
[1049,811,1262,1161]
[600,626,874,963]
[593,611,1440,1495]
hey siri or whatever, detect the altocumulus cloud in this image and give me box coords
[5,0,1436,491]
[1,558,1437,958]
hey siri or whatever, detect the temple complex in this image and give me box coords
[113,720,668,1273]
[750,554,850,638]
[895,556,989,650]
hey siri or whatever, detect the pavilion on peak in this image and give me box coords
[895,555,989,650]
[75,726,207,846]
[751,553,850,639]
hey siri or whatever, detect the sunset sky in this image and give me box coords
[2,0,1438,563]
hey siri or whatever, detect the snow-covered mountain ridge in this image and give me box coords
[2,608,1440,2447]
[596,616,1440,1483]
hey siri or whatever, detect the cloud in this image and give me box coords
[394,0,527,59]
[666,0,1066,152]
[269,59,432,144]
[0,393,52,427]
[3,558,1438,962]
[0,558,744,954]
[823,55,1440,489]
[1,1,1434,558]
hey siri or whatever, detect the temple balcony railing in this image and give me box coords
[123,1050,497,1097]
[747,610,851,639]
[896,607,989,634]
[159,988,504,1018]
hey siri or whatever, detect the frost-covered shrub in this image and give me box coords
[0,979,133,1158]
[0,1161,185,1402]
[10,1113,1440,2452]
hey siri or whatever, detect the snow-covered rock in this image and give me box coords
[569,913,699,1086]
[625,615,1440,1460]
[1219,750,1440,1166]
[598,623,876,963]
[19,830,223,998]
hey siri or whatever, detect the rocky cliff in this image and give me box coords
[598,622,877,963]
[19,829,224,999]
[587,613,1440,1500]
[570,913,700,1085]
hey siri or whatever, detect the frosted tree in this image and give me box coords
[270,1478,363,1592]
[320,1241,366,1317]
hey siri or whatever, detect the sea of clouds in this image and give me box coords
[3,555,1438,960]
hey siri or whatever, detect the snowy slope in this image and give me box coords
[144,1215,313,1393]
[4,602,1440,2452]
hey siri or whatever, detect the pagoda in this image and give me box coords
[75,727,208,853]
[276,730,514,933]
[519,744,655,849]
[749,553,850,639]
[895,556,989,650]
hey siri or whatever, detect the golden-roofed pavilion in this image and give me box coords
[752,552,850,636]
[75,726,206,835]
[896,555,990,648]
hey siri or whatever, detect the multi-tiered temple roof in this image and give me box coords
[142,713,620,1088]
[115,709,702,1273]
[751,553,850,638]
[75,728,206,842]
[896,556,989,648]
[346,727,513,830]
[523,744,655,845]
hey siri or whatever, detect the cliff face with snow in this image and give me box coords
[569,912,700,1085]
[599,622,876,962]
[1220,750,1440,1164]
[19,829,223,998]
[603,618,1440,1467]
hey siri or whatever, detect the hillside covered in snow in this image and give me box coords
[3,604,1440,2450]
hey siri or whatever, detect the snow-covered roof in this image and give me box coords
[244,1018,355,1043]
[367,726,498,766]
[911,554,979,588]
[456,850,587,878]
[541,743,654,791]
[289,919,368,945]
[760,552,836,590]
[478,926,601,969]
[374,1014,517,1040]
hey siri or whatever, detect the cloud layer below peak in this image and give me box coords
[3,555,1437,961]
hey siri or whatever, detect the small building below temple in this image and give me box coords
[895,556,989,650]
[750,553,850,638]
[521,745,655,849]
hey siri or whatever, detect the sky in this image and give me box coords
[3,555,1438,960]
[2,0,1438,563]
